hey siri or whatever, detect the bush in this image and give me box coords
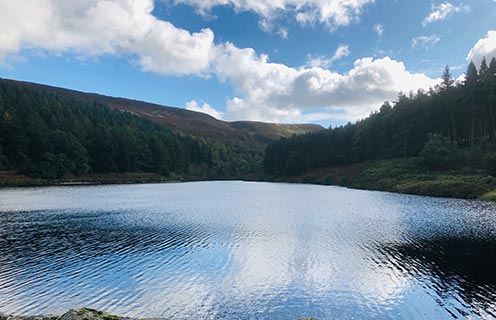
[420,134,458,169]
[484,152,496,177]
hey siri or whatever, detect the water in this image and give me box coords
[0,181,495,319]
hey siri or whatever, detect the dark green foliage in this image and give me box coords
[442,65,454,90]
[0,144,8,170]
[420,134,456,169]
[0,80,214,179]
[264,59,496,177]
[484,152,496,177]
[36,130,89,179]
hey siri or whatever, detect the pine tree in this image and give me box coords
[441,65,454,90]
[488,58,496,141]
[479,57,489,82]
[465,61,479,151]
[441,66,456,145]
[465,61,479,86]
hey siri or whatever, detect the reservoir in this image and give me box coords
[0,182,495,319]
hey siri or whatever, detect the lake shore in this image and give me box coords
[0,309,130,320]
[0,309,317,320]
[259,158,496,201]
[0,171,175,188]
[3,158,496,201]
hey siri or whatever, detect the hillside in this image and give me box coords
[0,78,322,184]
[0,78,323,142]
[263,60,496,199]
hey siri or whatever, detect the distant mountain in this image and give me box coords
[1,79,324,142]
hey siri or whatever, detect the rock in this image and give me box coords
[0,309,126,320]
[0,316,57,320]
[1,309,313,320]
[59,309,126,320]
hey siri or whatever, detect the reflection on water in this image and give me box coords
[0,182,495,319]
[378,236,496,318]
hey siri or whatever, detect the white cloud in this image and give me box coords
[333,44,352,61]
[214,43,439,122]
[422,2,470,26]
[306,44,351,68]
[411,35,441,50]
[0,0,215,75]
[172,0,375,31]
[374,23,384,37]
[185,100,224,119]
[276,27,289,39]
[0,0,441,124]
[467,30,496,67]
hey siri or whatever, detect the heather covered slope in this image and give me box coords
[0,78,323,142]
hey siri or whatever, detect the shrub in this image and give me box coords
[420,134,457,169]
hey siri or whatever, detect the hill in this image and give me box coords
[262,60,496,200]
[1,78,323,142]
[0,78,322,184]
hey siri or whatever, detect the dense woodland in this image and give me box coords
[2,57,496,183]
[0,80,217,179]
[264,58,496,176]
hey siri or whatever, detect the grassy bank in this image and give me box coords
[3,158,496,201]
[264,158,496,200]
[0,171,174,188]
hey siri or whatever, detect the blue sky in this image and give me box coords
[0,1,495,126]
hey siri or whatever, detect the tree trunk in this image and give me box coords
[471,105,475,152]
[490,93,496,143]
[450,105,456,147]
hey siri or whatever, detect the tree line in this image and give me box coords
[264,57,496,176]
[0,80,215,179]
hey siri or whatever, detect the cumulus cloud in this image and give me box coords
[411,35,441,50]
[0,0,441,123]
[171,0,375,31]
[422,2,470,26]
[185,100,224,119]
[213,43,439,122]
[306,44,351,68]
[467,30,496,67]
[0,0,215,75]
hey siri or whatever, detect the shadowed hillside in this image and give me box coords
[0,78,322,183]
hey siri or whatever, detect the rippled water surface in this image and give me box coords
[1,182,496,319]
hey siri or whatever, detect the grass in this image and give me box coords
[479,189,496,201]
[272,158,496,201]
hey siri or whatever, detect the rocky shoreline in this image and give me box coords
[0,309,132,320]
[0,309,317,320]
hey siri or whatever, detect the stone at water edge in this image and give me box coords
[1,309,318,320]
[0,309,127,320]
[59,309,128,320]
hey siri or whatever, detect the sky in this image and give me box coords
[0,1,495,126]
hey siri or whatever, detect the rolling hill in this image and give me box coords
[0,78,323,142]
[0,78,323,183]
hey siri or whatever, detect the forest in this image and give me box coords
[2,57,496,189]
[264,58,496,177]
[0,80,216,180]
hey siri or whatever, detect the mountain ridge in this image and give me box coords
[0,78,324,142]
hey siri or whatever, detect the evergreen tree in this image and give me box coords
[465,61,479,150]
[0,79,216,179]
[441,65,456,145]
[441,65,454,90]
[479,57,489,82]
[263,61,496,176]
